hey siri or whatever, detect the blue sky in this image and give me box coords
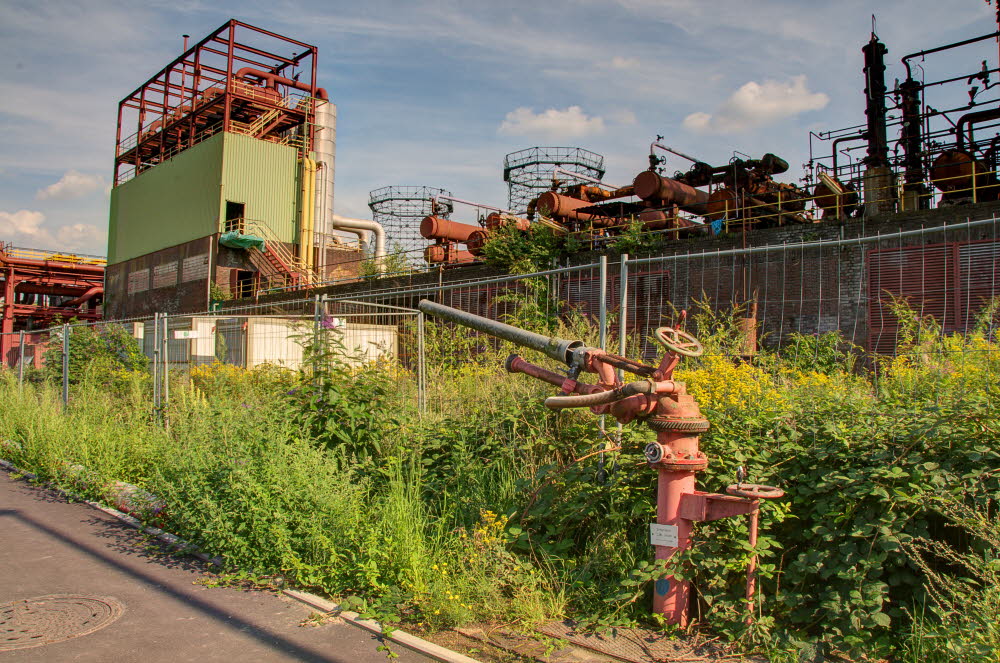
[0,0,995,255]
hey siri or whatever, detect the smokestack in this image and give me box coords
[862,32,889,167]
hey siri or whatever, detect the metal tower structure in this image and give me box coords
[368,186,454,255]
[503,147,606,214]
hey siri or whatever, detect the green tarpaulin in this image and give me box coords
[219,231,266,252]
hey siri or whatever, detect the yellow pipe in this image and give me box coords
[306,158,317,271]
[299,158,318,272]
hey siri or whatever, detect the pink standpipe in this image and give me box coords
[417,299,784,627]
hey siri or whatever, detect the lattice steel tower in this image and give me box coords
[368,186,454,255]
[503,147,606,214]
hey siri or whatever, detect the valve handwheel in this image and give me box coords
[726,483,784,500]
[652,326,705,357]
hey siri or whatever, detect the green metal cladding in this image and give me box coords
[108,132,300,264]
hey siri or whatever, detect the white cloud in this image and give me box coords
[499,106,607,139]
[36,170,107,201]
[610,56,639,69]
[0,209,46,237]
[683,75,829,135]
[0,209,104,255]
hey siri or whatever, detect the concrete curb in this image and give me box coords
[282,589,481,663]
[0,457,481,663]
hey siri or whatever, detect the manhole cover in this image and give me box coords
[0,595,125,651]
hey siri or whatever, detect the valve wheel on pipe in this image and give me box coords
[651,326,705,357]
[726,484,785,500]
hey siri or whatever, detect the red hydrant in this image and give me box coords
[417,300,783,626]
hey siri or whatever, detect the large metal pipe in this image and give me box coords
[424,245,476,264]
[535,191,599,223]
[64,286,103,307]
[314,99,337,275]
[417,299,584,365]
[633,171,710,209]
[483,213,530,231]
[956,107,1000,152]
[330,214,386,270]
[0,255,105,275]
[235,67,328,100]
[650,142,701,164]
[419,216,480,242]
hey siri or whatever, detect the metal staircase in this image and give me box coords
[244,108,282,137]
[239,220,319,290]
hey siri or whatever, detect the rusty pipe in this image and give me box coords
[0,254,105,274]
[534,191,609,225]
[418,299,585,365]
[419,216,481,242]
[63,286,103,307]
[544,379,679,409]
[956,107,1000,152]
[483,213,530,231]
[535,191,594,218]
[650,142,701,164]
[423,244,475,264]
[235,67,328,100]
[633,171,710,210]
[565,185,635,203]
[505,354,580,390]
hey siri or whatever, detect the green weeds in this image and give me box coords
[0,296,997,661]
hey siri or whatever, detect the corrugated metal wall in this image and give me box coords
[108,133,224,264]
[221,133,300,244]
[868,239,1000,353]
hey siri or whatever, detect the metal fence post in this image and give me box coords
[617,254,629,439]
[598,255,609,480]
[61,324,70,409]
[599,256,608,351]
[161,314,169,423]
[152,313,161,418]
[618,254,629,370]
[417,311,426,416]
[17,330,25,391]
[313,294,323,390]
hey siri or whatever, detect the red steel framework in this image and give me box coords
[113,20,321,185]
[1,245,105,366]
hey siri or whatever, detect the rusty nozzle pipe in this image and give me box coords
[543,380,670,410]
[419,299,585,366]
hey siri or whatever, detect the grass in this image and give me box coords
[0,303,998,661]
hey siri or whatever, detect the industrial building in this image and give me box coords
[105,20,385,319]
[5,14,993,359]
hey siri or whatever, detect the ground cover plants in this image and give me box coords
[0,296,997,661]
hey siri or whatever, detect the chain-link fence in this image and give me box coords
[1,297,426,419]
[305,216,1000,411]
[2,216,997,416]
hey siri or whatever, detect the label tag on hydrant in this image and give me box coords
[650,524,679,548]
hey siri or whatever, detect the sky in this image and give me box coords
[0,0,996,256]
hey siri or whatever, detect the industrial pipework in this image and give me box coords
[417,299,784,626]
[330,214,386,271]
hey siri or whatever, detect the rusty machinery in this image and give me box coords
[644,146,812,229]
[0,245,105,367]
[419,194,537,266]
[524,142,811,240]
[417,299,783,626]
[808,18,1000,216]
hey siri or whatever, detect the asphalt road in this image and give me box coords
[0,470,433,663]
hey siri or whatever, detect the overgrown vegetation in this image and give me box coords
[481,223,580,273]
[1,300,997,661]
